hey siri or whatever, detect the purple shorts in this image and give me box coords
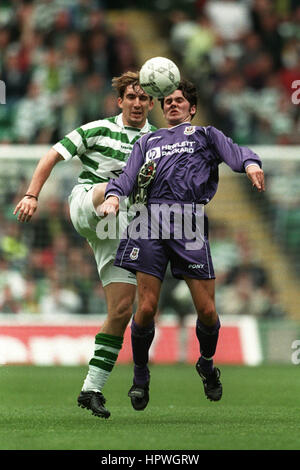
[114,205,215,281]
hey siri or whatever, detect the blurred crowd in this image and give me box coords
[255,159,300,272]
[0,190,108,315]
[0,0,138,143]
[0,0,292,319]
[167,0,300,145]
[0,0,138,315]
[166,0,300,299]
[0,170,285,319]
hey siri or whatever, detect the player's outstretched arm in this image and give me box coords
[13,148,64,223]
[245,164,265,192]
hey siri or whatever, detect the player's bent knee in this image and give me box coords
[138,300,157,323]
[197,304,217,325]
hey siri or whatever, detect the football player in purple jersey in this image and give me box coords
[100,79,265,410]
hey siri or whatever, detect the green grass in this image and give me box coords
[0,364,299,450]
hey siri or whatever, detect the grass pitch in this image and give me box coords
[0,364,299,451]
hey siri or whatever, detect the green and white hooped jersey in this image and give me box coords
[53,114,157,185]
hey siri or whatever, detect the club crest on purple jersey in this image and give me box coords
[184,126,196,135]
[129,247,140,260]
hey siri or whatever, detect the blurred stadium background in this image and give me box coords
[0,0,300,368]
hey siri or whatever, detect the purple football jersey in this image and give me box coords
[106,123,262,280]
[105,122,262,204]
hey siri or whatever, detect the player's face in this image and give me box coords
[163,90,196,127]
[118,85,154,128]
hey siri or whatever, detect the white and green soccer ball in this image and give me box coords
[139,57,180,99]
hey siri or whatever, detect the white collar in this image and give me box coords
[169,121,192,130]
[159,121,193,131]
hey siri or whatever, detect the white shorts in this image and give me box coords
[69,184,137,288]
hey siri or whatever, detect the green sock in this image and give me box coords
[82,333,123,392]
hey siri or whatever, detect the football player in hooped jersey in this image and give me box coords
[13,72,156,419]
[100,79,265,411]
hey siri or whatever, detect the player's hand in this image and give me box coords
[98,196,120,216]
[13,196,38,222]
[246,165,265,192]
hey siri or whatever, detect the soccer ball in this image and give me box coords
[139,57,180,99]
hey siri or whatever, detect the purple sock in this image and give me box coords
[198,355,214,375]
[134,364,150,385]
[196,316,221,374]
[131,318,155,385]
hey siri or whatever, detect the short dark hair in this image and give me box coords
[160,78,197,118]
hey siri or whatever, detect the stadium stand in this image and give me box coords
[163,0,300,320]
[166,0,300,145]
[0,0,299,325]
